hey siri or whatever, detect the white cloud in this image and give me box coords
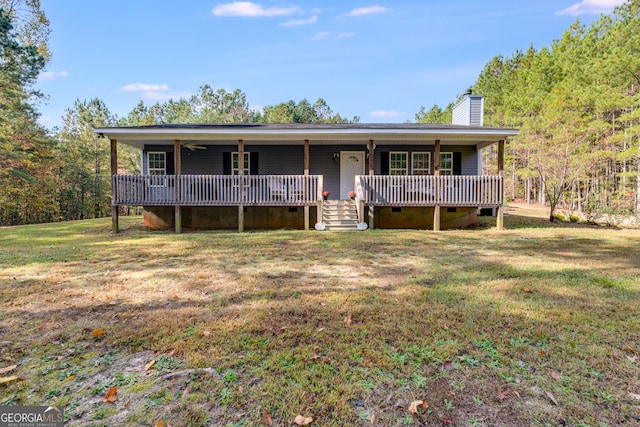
[121,83,170,92]
[556,0,625,16]
[212,2,298,17]
[119,83,190,101]
[39,71,69,80]
[336,32,355,38]
[281,15,317,26]
[344,5,388,17]
[369,110,403,118]
[310,31,331,41]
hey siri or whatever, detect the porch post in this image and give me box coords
[304,139,310,230]
[238,139,244,232]
[433,139,441,231]
[367,139,375,229]
[110,139,119,234]
[174,140,182,233]
[496,139,505,230]
[317,175,323,225]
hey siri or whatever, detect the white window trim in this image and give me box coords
[389,151,408,176]
[232,152,251,175]
[440,152,453,176]
[148,152,166,175]
[411,152,431,175]
[147,151,167,187]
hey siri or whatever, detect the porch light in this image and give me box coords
[333,151,340,163]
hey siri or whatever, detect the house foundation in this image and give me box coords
[143,206,318,230]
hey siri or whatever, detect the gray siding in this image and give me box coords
[142,143,478,193]
[374,145,477,175]
[470,96,484,126]
[452,95,484,126]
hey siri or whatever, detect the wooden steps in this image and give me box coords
[321,199,359,231]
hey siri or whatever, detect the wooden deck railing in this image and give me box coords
[112,174,500,208]
[113,175,322,206]
[355,175,502,207]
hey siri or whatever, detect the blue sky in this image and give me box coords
[36,0,625,129]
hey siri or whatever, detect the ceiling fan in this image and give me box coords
[182,142,206,151]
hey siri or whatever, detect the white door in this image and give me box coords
[340,151,365,199]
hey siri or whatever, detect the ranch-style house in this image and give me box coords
[95,93,518,232]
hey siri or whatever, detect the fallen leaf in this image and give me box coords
[0,375,21,385]
[294,415,313,425]
[550,371,561,380]
[64,375,75,382]
[545,391,558,405]
[103,386,118,403]
[627,355,637,363]
[155,420,165,427]
[310,354,321,360]
[261,409,273,426]
[408,400,428,414]
[438,416,453,424]
[522,287,532,293]
[202,330,210,337]
[145,359,156,371]
[91,328,104,337]
[316,328,325,332]
[370,414,376,424]
[125,400,131,407]
[443,360,453,371]
[344,316,352,325]
[629,392,640,400]
[0,365,17,374]
[497,389,520,401]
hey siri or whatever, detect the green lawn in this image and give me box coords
[1,208,639,426]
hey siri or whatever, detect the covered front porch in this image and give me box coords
[111,173,503,231]
[100,123,516,232]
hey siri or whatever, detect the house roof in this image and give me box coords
[94,123,519,150]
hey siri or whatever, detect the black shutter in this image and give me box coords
[250,152,259,175]
[223,152,231,175]
[166,152,174,175]
[453,152,462,175]
[381,152,389,175]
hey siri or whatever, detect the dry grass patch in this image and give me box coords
[1,210,639,426]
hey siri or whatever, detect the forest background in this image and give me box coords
[1,0,639,225]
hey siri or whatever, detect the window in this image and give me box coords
[389,152,408,175]
[440,152,453,176]
[232,152,250,175]
[148,152,166,175]
[411,152,431,175]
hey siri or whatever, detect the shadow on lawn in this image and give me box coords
[2,219,640,425]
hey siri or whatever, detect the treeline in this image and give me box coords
[2,1,640,225]
[470,1,640,216]
[2,89,358,225]
[0,2,360,225]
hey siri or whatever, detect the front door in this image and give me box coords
[340,151,365,199]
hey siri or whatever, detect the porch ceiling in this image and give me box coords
[94,123,518,150]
